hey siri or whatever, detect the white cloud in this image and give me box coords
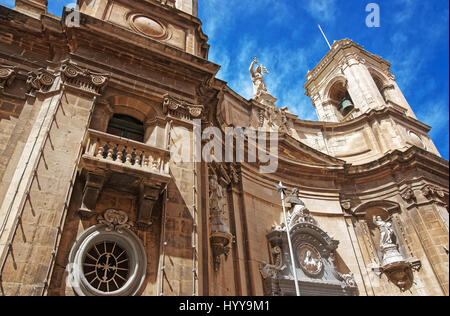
[303,0,338,22]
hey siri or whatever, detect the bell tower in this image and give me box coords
[304,39,417,122]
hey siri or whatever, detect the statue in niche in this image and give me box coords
[249,57,269,99]
[209,174,224,214]
[373,215,396,248]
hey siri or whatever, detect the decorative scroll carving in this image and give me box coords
[0,65,16,91]
[227,163,241,186]
[26,69,55,96]
[163,94,205,121]
[98,209,134,233]
[61,61,109,95]
[259,246,286,279]
[330,252,357,287]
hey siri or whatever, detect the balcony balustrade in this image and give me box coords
[82,129,170,176]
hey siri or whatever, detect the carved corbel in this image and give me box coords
[0,65,16,92]
[136,184,161,231]
[78,172,105,220]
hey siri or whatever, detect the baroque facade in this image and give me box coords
[0,0,448,296]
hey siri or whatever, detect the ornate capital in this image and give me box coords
[27,69,55,97]
[162,94,205,121]
[0,65,16,91]
[61,61,109,95]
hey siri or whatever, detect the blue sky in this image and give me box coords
[1,0,448,159]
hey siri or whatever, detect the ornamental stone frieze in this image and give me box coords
[60,61,110,95]
[162,93,206,121]
[0,65,16,92]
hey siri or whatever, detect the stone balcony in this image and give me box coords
[82,129,171,180]
[78,129,172,221]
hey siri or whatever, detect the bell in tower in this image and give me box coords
[337,96,355,117]
[305,39,418,123]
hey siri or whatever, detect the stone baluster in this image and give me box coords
[125,147,132,165]
[106,143,114,161]
[164,160,170,174]
[135,151,143,167]
[116,144,124,163]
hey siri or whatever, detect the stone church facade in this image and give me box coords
[0,0,448,296]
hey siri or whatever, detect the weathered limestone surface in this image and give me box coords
[0,0,447,297]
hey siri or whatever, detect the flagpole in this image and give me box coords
[318,24,332,50]
[277,182,301,296]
